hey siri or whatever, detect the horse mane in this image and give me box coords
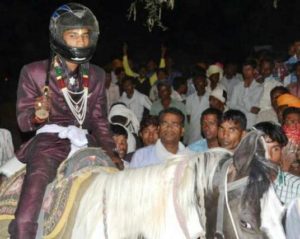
[72,149,232,238]
[241,137,278,223]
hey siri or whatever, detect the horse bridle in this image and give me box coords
[214,158,249,239]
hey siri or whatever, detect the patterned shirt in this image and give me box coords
[273,171,300,205]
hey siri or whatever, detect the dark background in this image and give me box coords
[1,0,300,147]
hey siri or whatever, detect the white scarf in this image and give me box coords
[108,104,140,134]
[155,139,188,162]
[36,124,88,158]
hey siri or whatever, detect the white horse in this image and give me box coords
[0,131,286,238]
[70,131,285,239]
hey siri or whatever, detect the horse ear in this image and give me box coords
[233,130,265,177]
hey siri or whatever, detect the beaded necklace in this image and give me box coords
[54,57,89,128]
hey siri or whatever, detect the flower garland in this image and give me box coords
[54,58,89,128]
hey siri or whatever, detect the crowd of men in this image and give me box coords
[104,40,300,206]
[0,3,299,238]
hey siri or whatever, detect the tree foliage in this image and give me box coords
[128,0,174,31]
[128,0,280,31]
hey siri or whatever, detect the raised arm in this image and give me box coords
[122,43,139,78]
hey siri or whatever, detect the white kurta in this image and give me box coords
[258,76,282,111]
[129,139,189,168]
[185,92,209,145]
[119,89,152,122]
[229,80,263,128]
[220,75,241,102]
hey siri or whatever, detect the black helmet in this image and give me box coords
[49,3,99,64]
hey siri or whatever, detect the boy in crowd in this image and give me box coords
[189,108,222,152]
[218,109,247,152]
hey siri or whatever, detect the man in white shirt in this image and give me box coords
[119,77,152,122]
[186,69,210,144]
[230,59,263,128]
[129,107,190,168]
[220,62,242,102]
[254,58,282,112]
[256,86,289,124]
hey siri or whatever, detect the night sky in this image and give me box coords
[2,0,300,77]
[1,0,300,146]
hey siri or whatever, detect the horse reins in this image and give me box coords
[214,159,249,239]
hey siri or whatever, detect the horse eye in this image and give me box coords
[240,220,252,230]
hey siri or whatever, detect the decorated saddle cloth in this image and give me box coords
[0,147,118,239]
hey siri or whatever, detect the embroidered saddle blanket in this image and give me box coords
[0,147,118,239]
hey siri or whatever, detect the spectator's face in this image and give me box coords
[158,85,171,100]
[260,62,273,78]
[201,114,219,141]
[157,71,168,81]
[193,76,207,95]
[139,67,147,78]
[209,96,224,111]
[159,113,184,146]
[242,65,255,80]
[140,125,159,146]
[265,137,282,165]
[218,120,245,151]
[63,28,90,48]
[224,64,236,79]
[147,60,157,72]
[180,82,188,94]
[209,73,220,90]
[112,135,128,159]
[123,80,134,97]
[283,113,300,126]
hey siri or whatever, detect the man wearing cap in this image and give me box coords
[206,63,226,92]
[276,93,300,123]
[256,86,290,124]
[209,87,228,112]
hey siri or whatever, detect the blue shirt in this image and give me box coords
[188,139,208,153]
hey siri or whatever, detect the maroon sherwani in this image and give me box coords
[9,60,116,239]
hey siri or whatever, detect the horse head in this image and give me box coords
[207,130,286,239]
